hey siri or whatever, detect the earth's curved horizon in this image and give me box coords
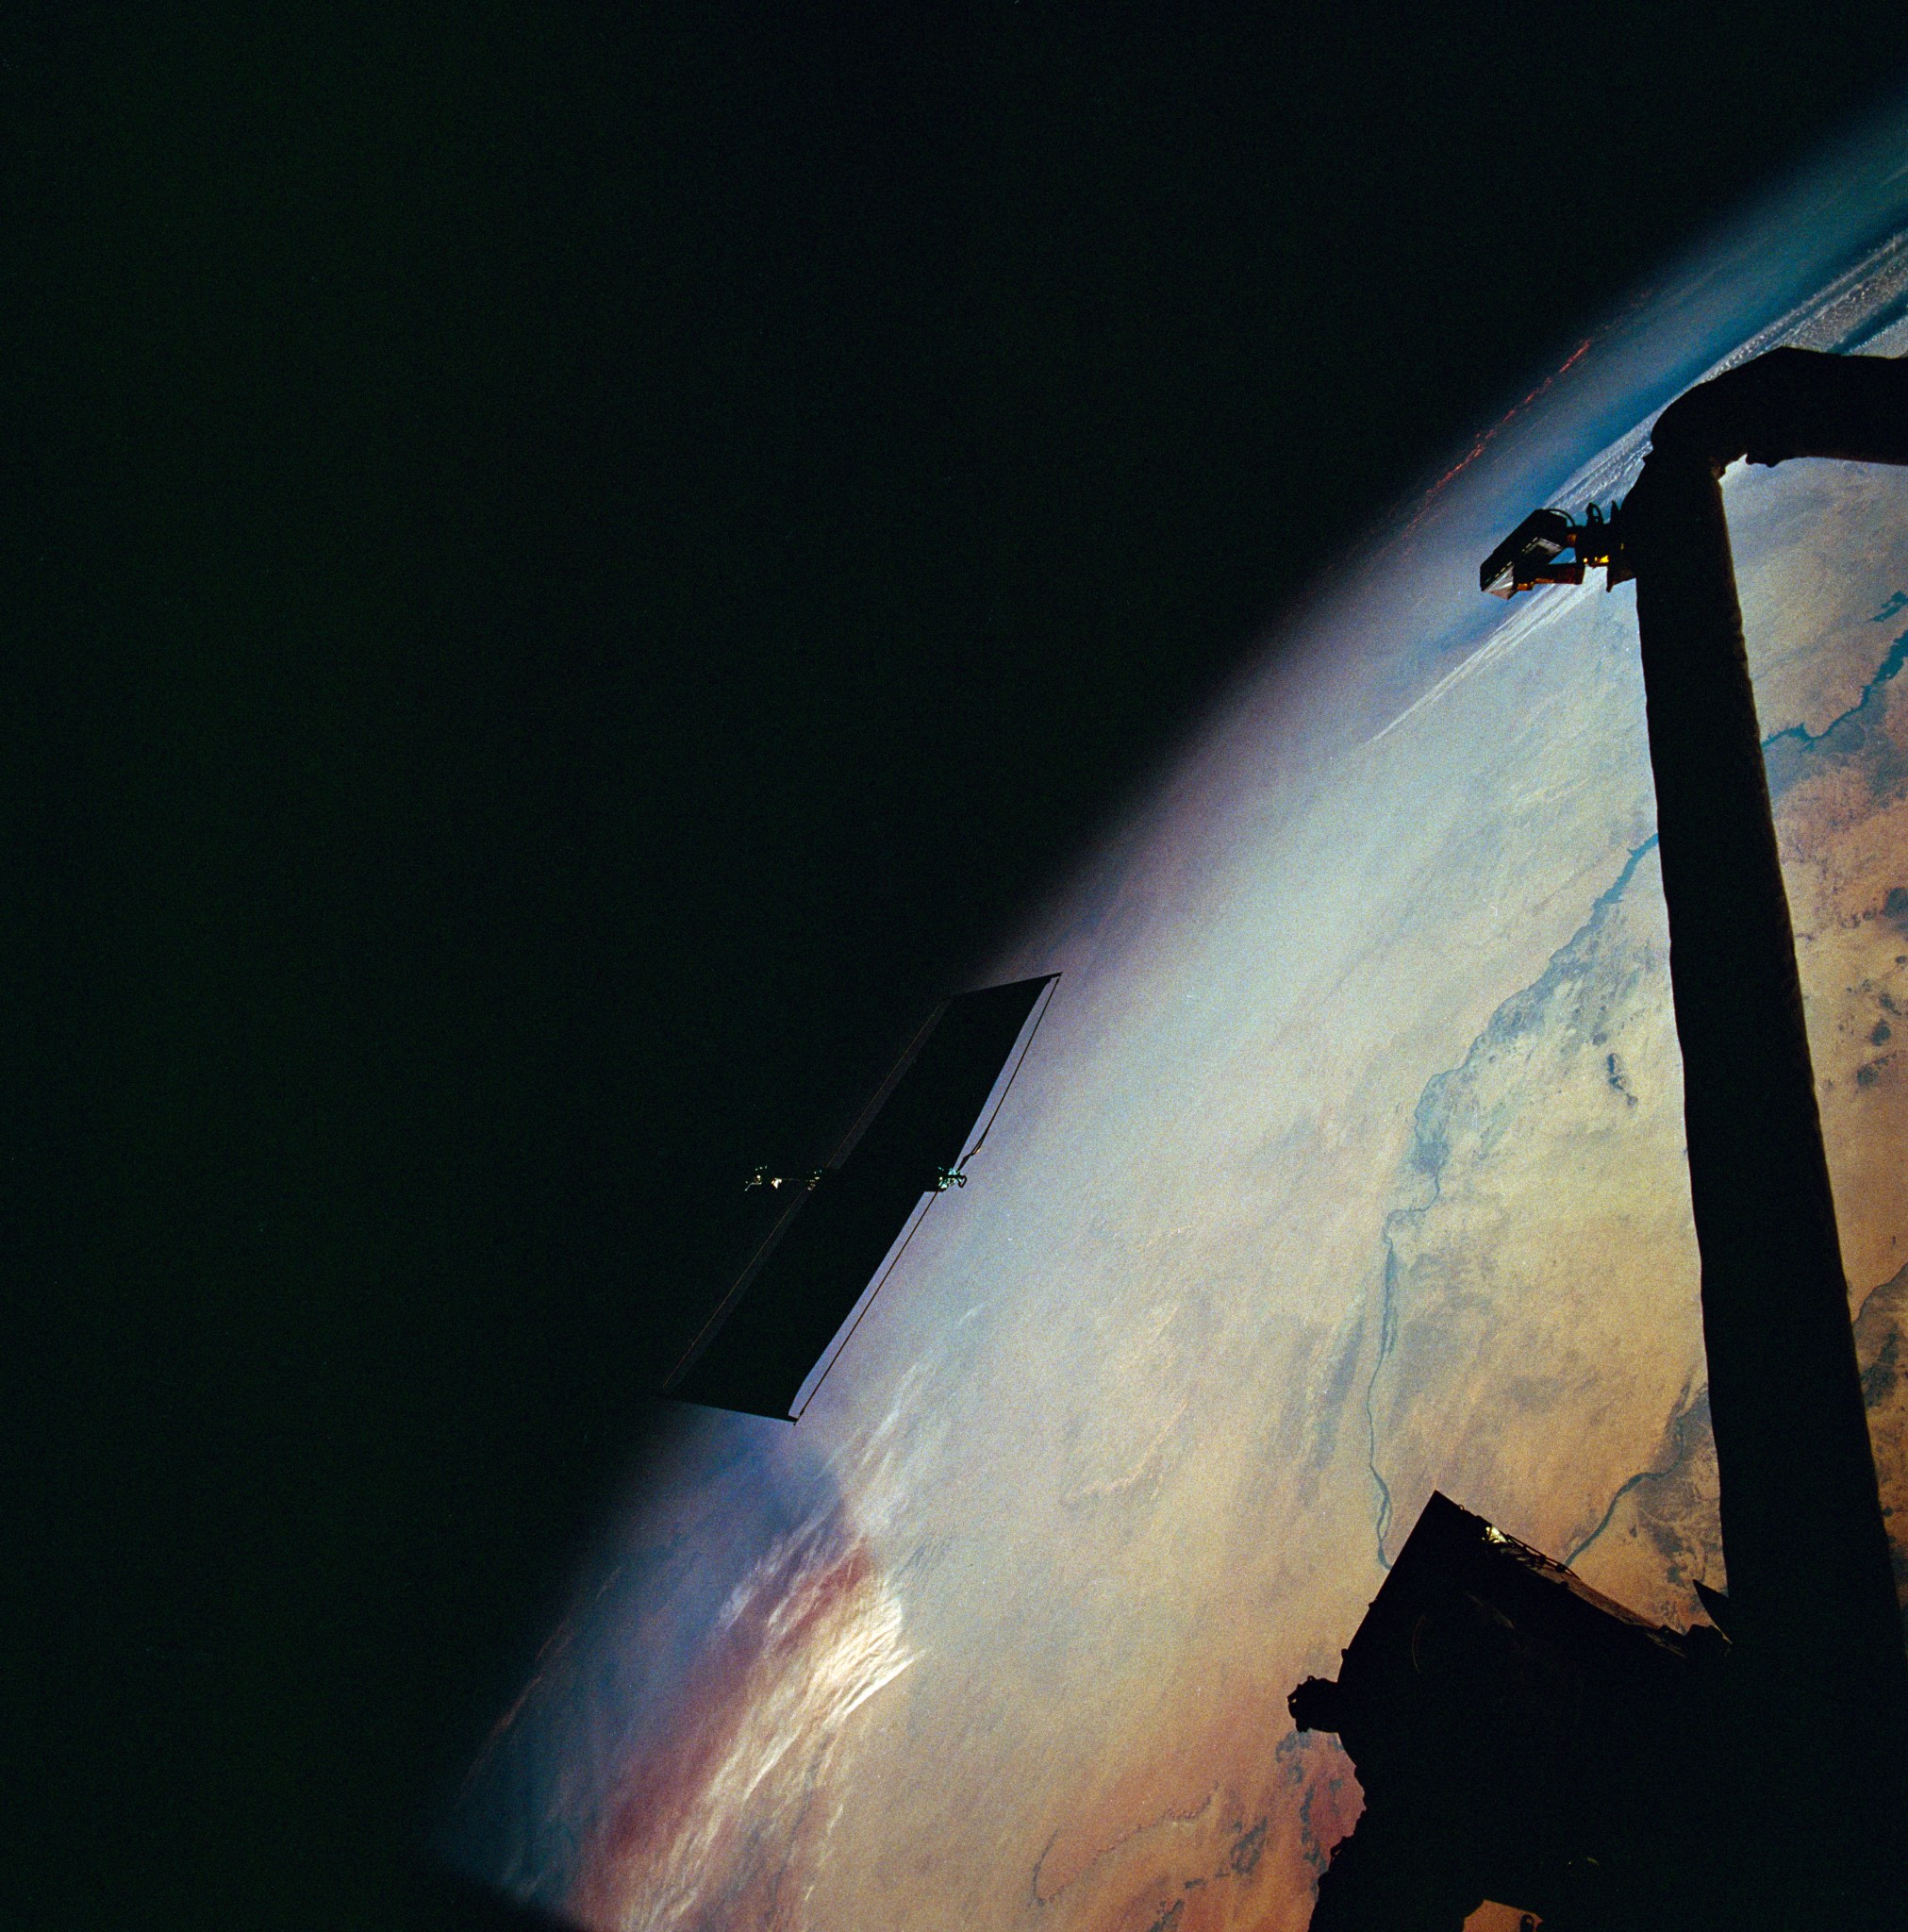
[449,93,1908,1931]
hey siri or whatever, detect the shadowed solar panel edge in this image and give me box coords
[665,975,1057,1420]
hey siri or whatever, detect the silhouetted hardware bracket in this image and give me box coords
[1479,499,1628,597]
[664,974,1058,1422]
[1287,1492,1718,1930]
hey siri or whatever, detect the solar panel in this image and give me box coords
[665,974,1057,1420]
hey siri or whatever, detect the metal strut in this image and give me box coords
[1481,346,1908,1926]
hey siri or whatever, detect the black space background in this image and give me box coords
[9,7,1908,1928]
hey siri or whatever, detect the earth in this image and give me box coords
[449,110,1908,1932]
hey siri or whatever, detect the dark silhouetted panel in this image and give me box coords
[666,975,1055,1419]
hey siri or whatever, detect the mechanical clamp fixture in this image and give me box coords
[1478,499,1628,597]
